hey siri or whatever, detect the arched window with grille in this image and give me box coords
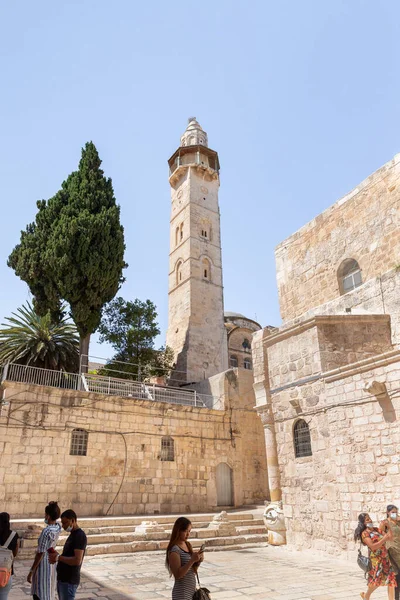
[293,419,312,458]
[160,436,175,461]
[70,429,88,456]
[338,259,362,294]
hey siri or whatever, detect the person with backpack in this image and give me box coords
[0,512,19,600]
[27,501,62,600]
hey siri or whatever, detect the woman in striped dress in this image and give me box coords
[27,502,62,600]
[166,517,204,600]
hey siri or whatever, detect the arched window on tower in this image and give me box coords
[176,261,183,286]
[230,355,238,368]
[242,338,251,352]
[200,223,211,240]
[244,357,252,370]
[180,223,184,241]
[175,226,179,247]
[293,419,312,458]
[338,259,362,294]
[202,257,211,281]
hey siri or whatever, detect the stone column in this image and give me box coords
[258,404,281,502]
[252,328,286,544]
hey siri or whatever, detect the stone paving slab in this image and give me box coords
[10,546,391,599]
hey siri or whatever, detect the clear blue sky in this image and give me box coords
[1,0,399,361]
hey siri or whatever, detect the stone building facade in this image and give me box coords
[253,152,400,557]
[0,370,268,518]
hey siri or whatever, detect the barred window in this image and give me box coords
[70,429,88,456]
[160,436,175,461]
[293,420,312,458]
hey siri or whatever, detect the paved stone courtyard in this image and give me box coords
[10,546,390,600]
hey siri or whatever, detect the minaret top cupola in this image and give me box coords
[168,117,219,186]
[180,117,208,147]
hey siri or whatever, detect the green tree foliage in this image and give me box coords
[0,302,79,372]
[98,297,174,381]
[8,142,126,370]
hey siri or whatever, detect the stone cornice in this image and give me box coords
[323,348,400,383]
[263,314,390,347]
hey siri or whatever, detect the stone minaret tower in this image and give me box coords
[166,118,228,385]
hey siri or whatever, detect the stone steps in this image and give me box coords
[56,524,266,547]
[84,533,268,556]
[80,517,264,535]
[14,508,267,559]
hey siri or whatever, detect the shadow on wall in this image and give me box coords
[168,330,189,387]
[378,393,397,423]
[364,380,398,423]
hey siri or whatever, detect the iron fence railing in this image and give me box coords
[2,363,81,390]
[1,363,215,408]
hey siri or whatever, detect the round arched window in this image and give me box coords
[293,419,312,458]
[338,259,362,294]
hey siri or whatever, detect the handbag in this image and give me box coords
[192,572,212,600]
[357,541,371,579]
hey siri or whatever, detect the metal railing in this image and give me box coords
[1,363,215,408]
[2,363,81,390]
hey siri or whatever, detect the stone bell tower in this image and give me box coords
[166,118,228,385]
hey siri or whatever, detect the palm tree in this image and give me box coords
[0,302,79,372]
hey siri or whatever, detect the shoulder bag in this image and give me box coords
[193,571,211,600]
[357,540,371,579]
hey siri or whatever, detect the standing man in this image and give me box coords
[48,509,87,600]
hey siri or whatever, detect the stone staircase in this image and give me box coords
[13,508,268,559]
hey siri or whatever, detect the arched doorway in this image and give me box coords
[216,463,233,506]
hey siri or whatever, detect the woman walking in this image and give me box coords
[0,512,19,600]
[166,517,203,600]
[355,512,396,600]
[27,501,61,600]
[380,505,400,600]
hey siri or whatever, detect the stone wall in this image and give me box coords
[276,153,400,321]
[253,315,400,558]
[0,373,267,518]
[275,356,400,558]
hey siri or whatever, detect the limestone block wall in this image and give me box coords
[191,368,270,503]
[278,268,400,347]
[253,313,400,557]
[317,317,392,371]
[275,357,400,558]
[0,378,267,518]
[276,153,400,321]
